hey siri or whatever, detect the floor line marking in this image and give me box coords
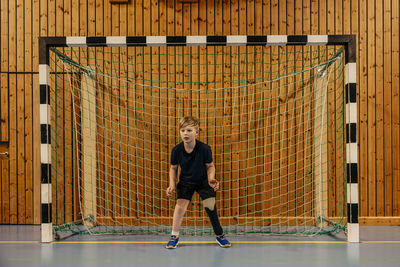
[1,240,400,244]
[1,258,400,262]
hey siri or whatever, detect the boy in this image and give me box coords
[165,116,231,249]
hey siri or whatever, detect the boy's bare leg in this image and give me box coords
[172,199,190,234]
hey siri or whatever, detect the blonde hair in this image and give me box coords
[179,116,200,131]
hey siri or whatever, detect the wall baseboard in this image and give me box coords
[359,217,400,226]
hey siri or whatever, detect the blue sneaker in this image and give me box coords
[165,235,179,249]
[216,234,231,247]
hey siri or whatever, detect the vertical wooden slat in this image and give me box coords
[0,72,8,141]
[279,0,288,223]
[102,0,112,222]
[48,0,55,36]
[16,0,24,73]
[72,73,82,223]
[230,43,240,220]
[33,73,40,224]
[214,0,225,221]
[254,0,262,34]
[150,0,160,225]
[197,0,207,222]
[367,0,376,216]
[127,48,136,221]
[1,0,9,72]
[359,0,368,217]
[392,0,400,216]
[246,0,255,225]
[221,0,230,220]
[134,0,144,224]
[56,0,63,36]
[238,9,248,220]
[343,0,351,34]
[286,0,296,221]
[189,0,198,35]
[126,0,135,220]
[9,0,16,72]
[215,47,224,219]
[25,0,32,71]
[311,0,318,34]
[230,0,238,35]
[269,0,278,221]
[326,0,336,219]
[88,0,95,36]
[95,0,103,36]
[383,0,392,216]
[334,0,343,218]
[52,67,62,225]
[351,0,360,217]
[63,72,73,224]
[40,0,48,36]
[293,0,303,222]
[166,39,175,225]
[121,0,129,223]
[70,0,80,224]
[143,0,153,225]
[32,0,39,72]
[80,0,87,36]
[104,0,111,36]
[1,157,10,224]
[311,0,320,218]
[62,0,72,225]
[1,74,9,223]
[9,74,17,224]
[304,0,314,222]
[25,74,33,224]
[238,0,246,34]
[56,0,66,226]
[95,0,105,221]
[223,47,233,220]
[206,0,216,219]
[182,1,191,36]
[375,0,384,217]
[111,2,121,221]
[264,0,272,224]
[342,0,352,219]
[159,0,168,225]
[254,0,263,219]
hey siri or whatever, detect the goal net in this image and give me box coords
[48,44,346,238]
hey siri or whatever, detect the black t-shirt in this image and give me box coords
[170,140,213,184]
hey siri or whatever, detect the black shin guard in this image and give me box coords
[205,205,223,236]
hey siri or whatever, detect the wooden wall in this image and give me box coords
[0,0,399,225]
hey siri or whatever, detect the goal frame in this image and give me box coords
[39,34,358,243]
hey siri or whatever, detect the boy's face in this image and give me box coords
[180,125,198,144]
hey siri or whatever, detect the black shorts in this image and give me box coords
[177,181,216,201]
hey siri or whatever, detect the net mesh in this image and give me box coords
[49,45,346,238]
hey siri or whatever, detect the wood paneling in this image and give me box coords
[0,0,399,225]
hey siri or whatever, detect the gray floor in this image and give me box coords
[1,226,400,267]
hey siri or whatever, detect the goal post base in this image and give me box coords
[41,223,53,243]
[347,223,359,243]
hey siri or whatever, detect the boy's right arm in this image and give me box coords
[167,165,178,197]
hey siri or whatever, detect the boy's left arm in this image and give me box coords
[206,162,219,191]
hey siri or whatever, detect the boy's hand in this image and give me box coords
[166,185,176,197]
[209,179,219,191]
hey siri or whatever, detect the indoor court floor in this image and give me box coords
[1,225,400,267]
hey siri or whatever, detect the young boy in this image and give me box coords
[165,116,231,249]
